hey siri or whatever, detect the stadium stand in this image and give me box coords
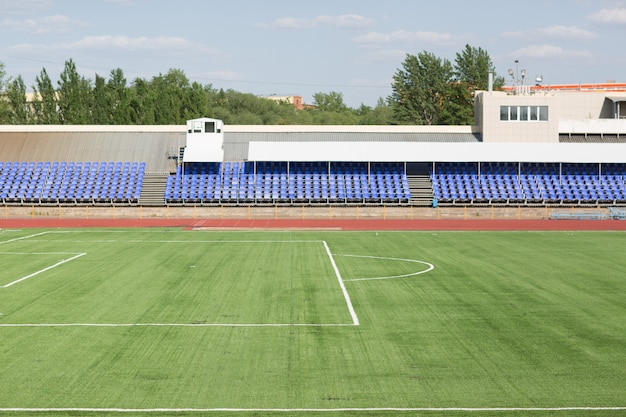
[2,83,626,210]
[164,161,411,205]
[0,161,145,205]
[432,162,626,205]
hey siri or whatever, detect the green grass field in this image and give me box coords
[0,228,625,417]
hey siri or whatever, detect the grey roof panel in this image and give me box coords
[224,131,481,143]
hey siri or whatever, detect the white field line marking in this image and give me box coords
[1,252,86,288]
[25,239,324,244]
[0,231,53,245]
[323,241,359,326]
[0,407,624,413]
[0,323,354,328]
[0,252,82,255]
[339,255,435,282]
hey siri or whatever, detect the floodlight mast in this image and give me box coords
[507,59,527,94]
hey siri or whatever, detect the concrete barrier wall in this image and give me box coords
[1,205,611,221]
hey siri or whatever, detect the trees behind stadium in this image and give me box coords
[389,45,505,125]
[0,45,503,126]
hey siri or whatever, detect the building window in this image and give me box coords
[520,106,528,121]
[500,105,548,121]
[500,106,509,121]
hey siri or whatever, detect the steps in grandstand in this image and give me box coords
[406,162,434,206]
[138,172,169,206]
[407,175,434,206]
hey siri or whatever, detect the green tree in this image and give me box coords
[389,45,503,125]
[150,68,192,124]
[91,74,109,124]
[5,76,31,124]
[356,98,394,125]
[0,61,8,123]
[312,91,348,113]
[107,68,131,124]
[183,81,213,121]
[454,44,504,91]
[128,77,156,124]
[32,68,60,124]
[450,44,505,124]
[57,59,93,124]
[389,51,453,125]
[309,91,359,124]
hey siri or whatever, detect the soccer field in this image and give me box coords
[0,228,625,417]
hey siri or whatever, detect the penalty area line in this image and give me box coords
[323,241,359,326]
[0,231,54,245]
[1,252,86,288]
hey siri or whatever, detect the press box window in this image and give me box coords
[500,105,548,121]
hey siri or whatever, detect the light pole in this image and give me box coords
[508,59,526,94]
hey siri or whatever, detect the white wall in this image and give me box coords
[249,141,626,163]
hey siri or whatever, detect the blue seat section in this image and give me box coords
[165,162,220,204]
[163,161,411,204]
[432,162,626,204]
[0,161,145,204]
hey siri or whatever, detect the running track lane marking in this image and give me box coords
[323,240,359,326]
[1,252,86,288]
[0,407,624,413]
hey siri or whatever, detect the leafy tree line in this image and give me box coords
[0,45,503,126]
[390,44,504,125]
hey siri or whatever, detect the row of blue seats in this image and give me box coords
[0,161,145,203]
[433,162,626,203]
[166,162,410,203]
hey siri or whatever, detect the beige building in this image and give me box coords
[476,83,626,143]
[261,95,304,110]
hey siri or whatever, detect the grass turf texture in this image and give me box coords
[0,228,624,417]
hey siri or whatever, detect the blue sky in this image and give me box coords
[1,0,625,108]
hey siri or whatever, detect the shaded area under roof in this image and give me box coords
[224,131,481,143]
[221,131,481,160]
[0,131,185,172]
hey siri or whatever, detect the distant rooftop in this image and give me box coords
[502,82,626,94]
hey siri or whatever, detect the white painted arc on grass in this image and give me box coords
[338,254,435,282]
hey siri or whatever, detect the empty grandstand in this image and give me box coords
[1,82,626,209]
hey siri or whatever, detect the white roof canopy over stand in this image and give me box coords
[249,141,626,163]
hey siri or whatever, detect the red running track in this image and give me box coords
[2,218,626,231]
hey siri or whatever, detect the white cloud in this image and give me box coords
[105,0,135,5]
[9,35,220,55]
[258,14,374,30]
[502,25,596,40]
[353,30,457,45]
[359,49,407,63]
[0,15,86,35]
[589,8,626,23]
[513,44,592,59]
[0,0,52,15]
